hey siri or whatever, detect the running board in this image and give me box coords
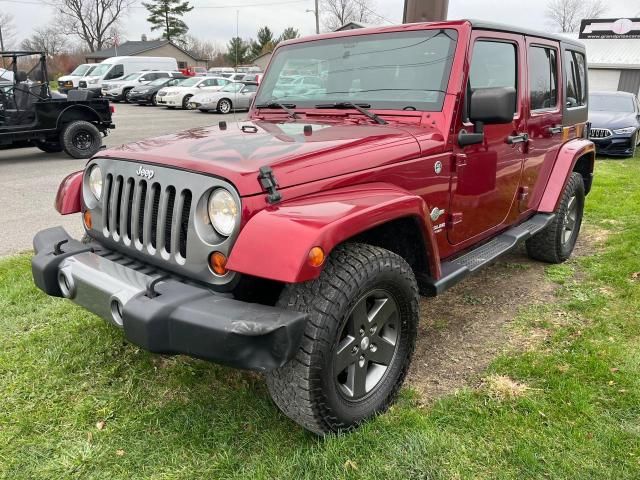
[419,213,555,296]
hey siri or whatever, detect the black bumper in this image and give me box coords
[591,136,635,156]
[32,227,307,372]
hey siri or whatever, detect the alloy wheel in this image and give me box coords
[562,195,578,244]
[334,289,400,401]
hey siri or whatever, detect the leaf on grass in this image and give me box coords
[344,460,358,471]
[610,367,619,373]
[96,421,106,431]
[482,374,530,400]
[116,450,125,457]
[631,272,640,281]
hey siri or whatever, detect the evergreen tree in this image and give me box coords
[278,27,300,43]
[226,37,250,67]
[249,26,275,59]
[142,0,194,42]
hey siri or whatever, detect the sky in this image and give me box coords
[1,0,639,50]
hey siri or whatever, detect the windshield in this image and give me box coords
[121,73,140,81]
[149,77,170,86]
[220,82,243,92]
[589,94,635,113]
[178,77,202,87]
[90,64,112,77]
[70,64,91,76]
[256,29,458,111]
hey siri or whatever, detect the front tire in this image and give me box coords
[217,99,232,114]
[182,95,193,109]
[123,88,133,103]
[151,93,158,106]
[526,172,585,263]
[266,243,419,435]
[60,120,102,159]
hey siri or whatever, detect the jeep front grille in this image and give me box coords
[589,128,612,139]
[103,174,192,260]
[86,159,241,286]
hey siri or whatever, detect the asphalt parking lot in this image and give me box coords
[0,103,236,257]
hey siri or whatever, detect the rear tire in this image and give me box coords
[265,243,419,435]
[60,120,102,159]
[151,93,158,106]
[217,98,232,114]
[526,172,585,263]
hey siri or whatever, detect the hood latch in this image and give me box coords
[258,166,282,204]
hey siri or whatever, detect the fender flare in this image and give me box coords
[538,139,595,213]
[226,182,441,283]
[55,104,101,130]
[55,170,83,215]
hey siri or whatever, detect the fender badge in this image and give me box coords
[434,160,443,175]
[430,207,445,222]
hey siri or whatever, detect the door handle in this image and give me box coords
[506,133,529,144]
[547,125,563,135]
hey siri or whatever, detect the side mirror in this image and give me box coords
[459,87,516,147]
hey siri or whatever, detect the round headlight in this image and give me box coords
[88,165,103,200]
[208,189,238,236]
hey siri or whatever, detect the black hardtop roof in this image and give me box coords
[0,51,46,58]
[467,20,585,49]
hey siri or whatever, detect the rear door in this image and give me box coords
[520,37,562,212]
[448,31,526,245]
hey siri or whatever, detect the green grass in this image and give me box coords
[2,158,640,479]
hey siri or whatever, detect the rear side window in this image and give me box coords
[565,51,587,108]
[470,41,517,90]
[528,46,558,110]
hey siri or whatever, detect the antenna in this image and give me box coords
[234,9,239,128]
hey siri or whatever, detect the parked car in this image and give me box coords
[101,71,183,103]
[156,76,230,109]
[188,82,258,113]
[33,20,594,435]
[1,51,113,158]
[193,66,208,76]
[79,56,179,96]
[56,64,98,94]
[588,91,640,157]
[241,73,263,84]
[208,67,236,76]
[126,76,187,106]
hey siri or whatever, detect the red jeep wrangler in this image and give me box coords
[32,20,595,434]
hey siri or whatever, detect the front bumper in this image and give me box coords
[156,95,182,107]
[102,90,124,101]
[32,227,307,371]
[590,133,636,156]
[128,91,152,103]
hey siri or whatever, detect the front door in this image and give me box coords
[448,32,526,245]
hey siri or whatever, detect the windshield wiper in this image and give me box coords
[255,101,300,119]
[314,102,387,125]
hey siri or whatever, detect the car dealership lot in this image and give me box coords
[0,103,236,257]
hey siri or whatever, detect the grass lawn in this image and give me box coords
[1,158,639,479]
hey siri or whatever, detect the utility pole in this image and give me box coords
[0,24,5,68]
[314,0,319,34]
[403,0,449,23]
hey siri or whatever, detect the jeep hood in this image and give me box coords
[98,119,445,196]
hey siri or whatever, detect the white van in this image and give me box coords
[57,64,98,93]
[78,56,179,95]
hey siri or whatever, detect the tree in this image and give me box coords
[21,27,69,57]
[52,0,134,52]
[0,12,17,50]
[278,27,300,43]
[320,0,376,32]
[250,26,276,60]
[545,0,606,32]
[143,0,194,43]
[183,35,222,61]
[226,37,250,68]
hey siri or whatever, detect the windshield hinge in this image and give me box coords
[258,166,282,204]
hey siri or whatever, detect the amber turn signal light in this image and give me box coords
[209,251,228,276]
[308,246,325,267]
[83,210,92,230]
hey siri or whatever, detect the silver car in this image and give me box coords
[188,82,258,113]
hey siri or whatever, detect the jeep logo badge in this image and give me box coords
[136,166,154,179]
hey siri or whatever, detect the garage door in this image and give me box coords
[618,70,640,96]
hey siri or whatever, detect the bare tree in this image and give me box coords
[182,35,222,61]
[545,0,607,33]
[320,0,378,32]
[21,27,69,56]
[51,0,135,52]
[0,12,17,50]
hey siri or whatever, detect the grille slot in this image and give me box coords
[102,177,191,260]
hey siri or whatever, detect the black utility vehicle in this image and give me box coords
[0,51,114,159]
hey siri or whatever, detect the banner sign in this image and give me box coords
[579,18,640,39]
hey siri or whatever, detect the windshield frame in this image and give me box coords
[255,28,459,112]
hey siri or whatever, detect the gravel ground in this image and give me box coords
[0,103,236,256]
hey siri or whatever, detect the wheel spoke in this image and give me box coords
[351,362,368,397]
[334,335,358,374]
[368,336,396,366]
[351,299,369,326]
[368,297,396,326]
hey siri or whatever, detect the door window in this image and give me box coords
[528,46,558,110]
[469,40,517,118]
[565,51,587,108]
[104,64,123,80]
